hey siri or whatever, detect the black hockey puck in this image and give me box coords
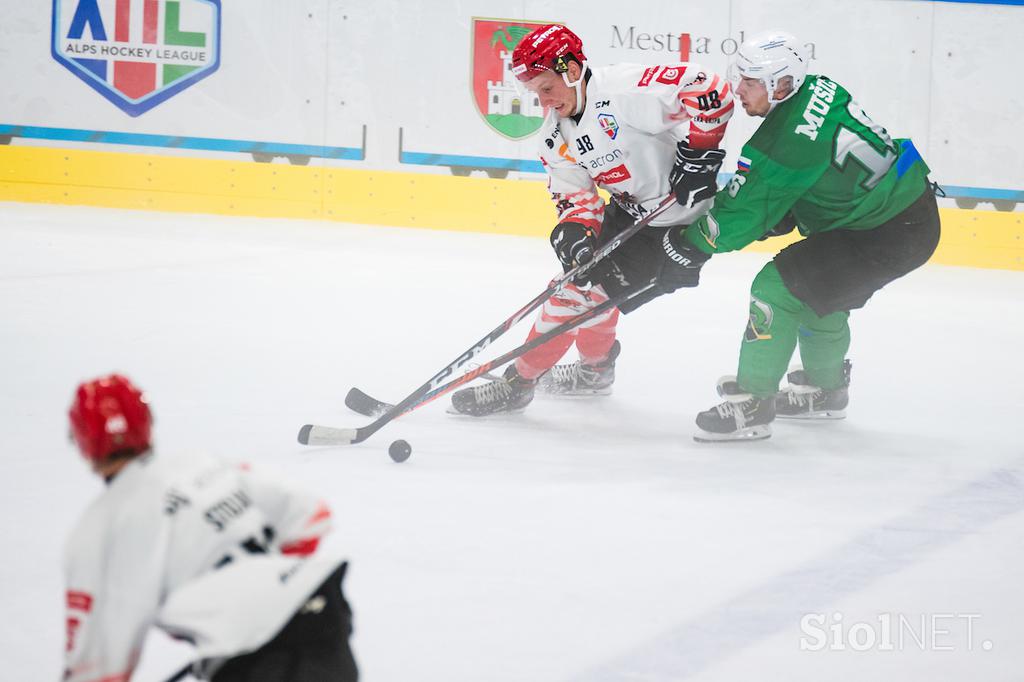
[388,439,412,463]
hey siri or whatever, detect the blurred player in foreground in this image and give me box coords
[62,374,358,681]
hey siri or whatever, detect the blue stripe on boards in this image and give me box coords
[0,124,363,160]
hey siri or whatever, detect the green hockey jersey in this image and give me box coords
[685,74,930,254]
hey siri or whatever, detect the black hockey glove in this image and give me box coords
[670,146,726,208]
[759,211,798,240]
[550,221,597,274]
[657,226,712,292]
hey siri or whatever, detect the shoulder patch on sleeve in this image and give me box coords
[638,66,659,87]
[656,66,685,85]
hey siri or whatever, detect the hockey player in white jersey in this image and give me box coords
[62,374,358,681]
[451,23,734,416]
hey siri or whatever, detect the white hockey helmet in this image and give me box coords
[729,31,809,107]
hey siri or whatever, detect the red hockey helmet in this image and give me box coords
[511,24,586,82]
[69,374,152,463]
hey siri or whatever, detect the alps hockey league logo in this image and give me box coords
[471,18,553,140]
[52,0,222,117]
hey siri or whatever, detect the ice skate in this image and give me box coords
[537,341,621,396]
[449,365,536,417]
[775,360,851,420]
[694,377,774,442]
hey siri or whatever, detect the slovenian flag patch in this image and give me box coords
[737,156,752,173]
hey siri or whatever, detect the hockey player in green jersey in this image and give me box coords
[653,31,941,442]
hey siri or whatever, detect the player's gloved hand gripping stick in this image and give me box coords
[298,196,678,446]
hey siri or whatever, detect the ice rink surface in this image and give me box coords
[2,201,1022,681]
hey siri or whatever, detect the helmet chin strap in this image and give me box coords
[561,62,587,116]
[765,76,798,113]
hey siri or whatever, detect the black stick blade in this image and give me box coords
[345,387,393,417]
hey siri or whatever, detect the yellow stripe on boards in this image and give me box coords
[321,168,553,234]
[0,145,555,234]
[0,146,1021,271]
[929,207,1023,271]
[741,208,1023,271]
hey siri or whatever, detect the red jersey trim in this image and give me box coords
[281,537,320,556]
[67,590,93,613]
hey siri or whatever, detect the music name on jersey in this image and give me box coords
[795,77,838,141]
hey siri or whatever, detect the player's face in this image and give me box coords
[526,70,577,118]
[736,77,771,117]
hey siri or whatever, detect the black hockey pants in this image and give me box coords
[212,562,358,682]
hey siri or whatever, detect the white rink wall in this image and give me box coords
[1,0,1021,193]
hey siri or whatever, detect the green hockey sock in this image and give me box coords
[736,263,804,397]
[796,309,850,390]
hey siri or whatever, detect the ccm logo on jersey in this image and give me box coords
[597,164,632,184]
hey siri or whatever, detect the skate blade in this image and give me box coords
[693,424,772,443]
[445,404,528,418]
[536,387,613,398]
[776,410,846,420]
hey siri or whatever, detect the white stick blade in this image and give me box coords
[297,424,359,446]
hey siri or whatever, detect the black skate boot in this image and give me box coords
[694,377,775,442]
[775,360,851,420]
[449,365,536,417]
[537,341,621,396]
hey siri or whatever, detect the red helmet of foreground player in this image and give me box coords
[511,24,586,82]
[69,374,153,462]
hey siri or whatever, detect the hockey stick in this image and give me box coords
[298,281,658,446]
[342,195,678,419]
[346,374,499,418]
[162,664,193,682]
[343,388,391,418]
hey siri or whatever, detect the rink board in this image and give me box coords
[0,145,1021,271]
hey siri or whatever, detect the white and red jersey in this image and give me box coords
[538,62,734,232]
[61,452,341,682]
